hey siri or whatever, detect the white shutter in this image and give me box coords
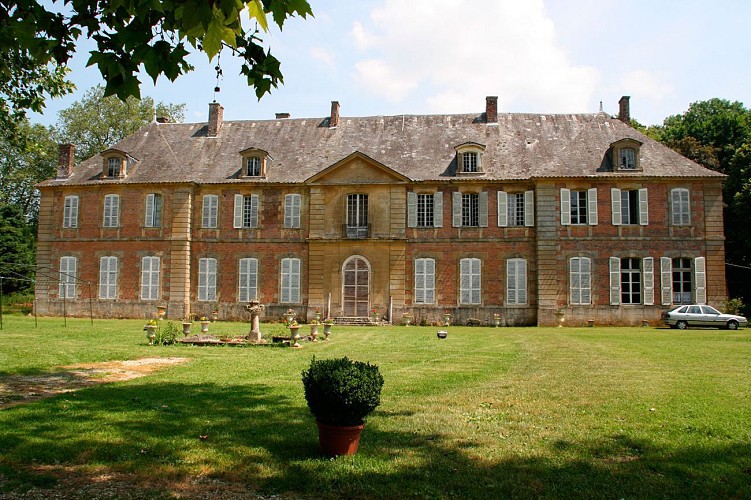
[471,258,481,304]
[64,196,79,228]
[198,258,208,301]
[570,257,580,304]
[150,258,160,300]
[250,194,259,228]
[433,192,443,227]
[524,190,534,227]
[609,256,621,305]
[239,258,258,302]
[452,192,462,227]
[291,258,301,303]
[479,191,489,227]
[518,259,527,304]
[695,256,706,305]
[425,258,435,304]
[560,189,571,226]
[507,259,517,304]
[638,188,649,225]
[497,191,508,227]
[661,257,673,305]
[281,258,291,303]
[611,188,622,226]
[98,257,108,299]
[588,188,598,225]
[284,194,293,228]
[414,258,425,303]
[144,194,154,227]
[460,259,470,303]
[581,257,591,305]
[292,194,301,228]
[239,258,249,301]
[407,192,417,228]
[233,194,243,228]
[643,257,654,305]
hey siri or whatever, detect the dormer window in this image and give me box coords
[107,157,121,177]
[240,148,269,178]
[454,142,486,175]
[610,139,642,171]
[101,149,129,178]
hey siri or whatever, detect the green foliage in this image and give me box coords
[720,297,746,316]
[53,85,185,163]
[302,356,384,426]
[0,1,312,130]
[153,321,180,345]
[0,204,36,294]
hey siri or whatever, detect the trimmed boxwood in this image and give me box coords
[302,356,384,427]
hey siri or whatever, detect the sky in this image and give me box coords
[29,0,751,128]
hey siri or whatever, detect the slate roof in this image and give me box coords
[41,109,723,187]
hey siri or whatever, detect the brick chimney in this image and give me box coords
[57,143,74,179]
[486,96,498,123]
[275,112,290,119]
[156,116,169,123]
[207,102,224,137]
[618,96,630,123]
[329,101,340,128]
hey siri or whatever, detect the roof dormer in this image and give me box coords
[454,142,486,175]
[240,148,270,178]
[101,149,129,179]
[610,138,643,172]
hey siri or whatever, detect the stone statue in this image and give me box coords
[245,300,265,343]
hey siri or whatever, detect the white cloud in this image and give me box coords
[348,0,599,113]
[617,70,674,101]
[310,47,335,68]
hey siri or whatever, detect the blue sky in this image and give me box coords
[30,0,751,128]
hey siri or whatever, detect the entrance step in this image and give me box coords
[334,316,379,326]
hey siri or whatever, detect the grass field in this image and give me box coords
[0,316,749,498]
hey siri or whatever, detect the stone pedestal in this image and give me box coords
[246,300,265,342]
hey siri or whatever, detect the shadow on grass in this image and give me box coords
[0,381,749,498]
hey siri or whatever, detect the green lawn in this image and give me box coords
[0,316,749,498]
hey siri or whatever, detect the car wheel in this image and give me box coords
[727,320,739,331]
[676,321,688,330]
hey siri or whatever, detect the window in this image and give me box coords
[107,157,121,177]
[462,152,478,173]
[414,258,435,304]
[58,256,77,298]
[284,194,301,228]
[99,256,118,299]
[462,193,479,226]
[560,188,598,225]
[281,257,301,303]
[198,257,217,301]
[497,191,534,227]
[671,188,690,225]
[408,192,443,228]
[144,193,163,227]
[672,257,692,305]
[63,195,79,228]
[452,192,488,227]
[140,256,160,300]
[570,257,591,305]
[507,258,527,305]
[238,258,259,302]
[619,148,636,169]
[459,258,481,305]
[202,195,218,228]
[611,188,648,225]
[346,194,368,238]
[609,257,654,305]
[103,194,120,227]
[233,194,259,228]
[246,157,261,176]
[660,256,706,305]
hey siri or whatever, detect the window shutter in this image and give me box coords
[694,256,706,305]
[507,259,517,304]
[518,259,527,304]
[611,188,622,225]
[609,256,621,305]
[249,194,259,228]
[588,188,598,225]
[671,189,680,225]
[239,258,249,301]
[414,258,425,303]
[638,188,649,225]
[524,190,534,227]
[407,192,417,228]
[281,258,290,303]
[425,258,435,304]
[284,194,293,228]
[460,259,470,303]
[151,258,160,299]
[471,258,481,304]
[452,192,462,227]
[233,194,243,228]
[581,257,591,305]
[479,191,489,227]
[291,258,300,303]
[433,192,443,227]
[144,194,154,227]
[560,189,571,225]
[660,257,673,305]
[249,258,258,300]
[64,196,79,228]
[99,257,109,299]
[643,257,654,305]
[497,191,508,227]
[681,189,690,225]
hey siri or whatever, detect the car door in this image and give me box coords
[700,306,722,328]
[686,306,703,327]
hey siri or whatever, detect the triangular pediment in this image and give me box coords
[306,151,411,184]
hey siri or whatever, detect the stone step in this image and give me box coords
[334,316,380,326]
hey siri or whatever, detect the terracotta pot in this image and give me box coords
[316,421,365,456]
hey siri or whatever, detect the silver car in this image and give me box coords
[661,304,747,330]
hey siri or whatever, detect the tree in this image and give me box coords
[0,119,57,224]
[0,0,312,136]
[651,99,751,313]
[0,203,36,295]
[53,85,186,163]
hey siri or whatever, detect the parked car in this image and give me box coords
[660,304,747,330]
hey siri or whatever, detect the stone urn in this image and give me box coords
[182,322,192,335]
[310,322,320,342]
[290,325,302,348]
[200,320,210,333]
[156,305,167,320]
[145,325,157,344]
[403,314,413,326]
[211,311,219,322]
[323,322,333,340]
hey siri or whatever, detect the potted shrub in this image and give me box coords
[302,356,384,456]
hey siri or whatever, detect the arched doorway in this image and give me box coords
[342,256,370,317]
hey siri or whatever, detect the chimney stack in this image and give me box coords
[57,144,74,179]
[208,102,224,137]
[486,96,498,123]
[156,116,169,123]
[275,112,290,119]
[329,101,340,128]
[618,96,630,123]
